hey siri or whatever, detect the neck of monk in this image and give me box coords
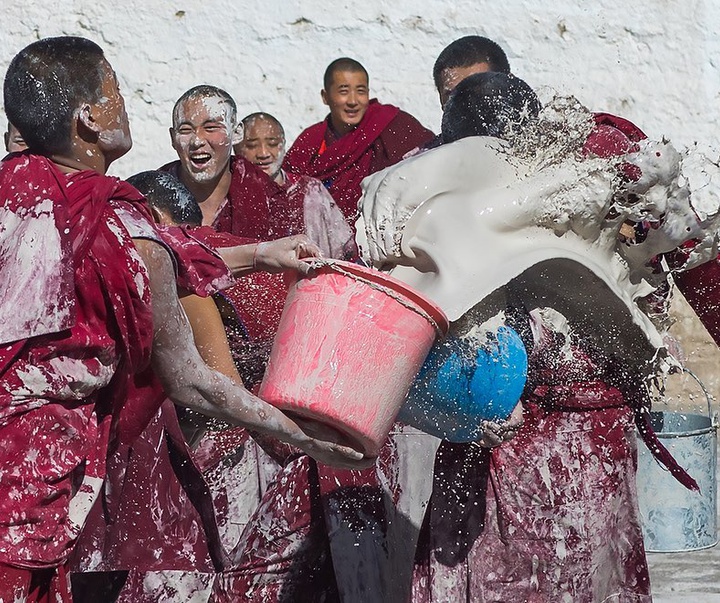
[179,165,233,226]
[52,139,108,174]
[329,116,354,138]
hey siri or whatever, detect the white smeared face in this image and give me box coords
[237,116,286,182]
[171,95,239,183]
[93,61,132,162]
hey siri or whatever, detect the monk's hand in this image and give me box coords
[476,402,524,448]
[253,235,322,276]
[294,433,376,470]
[306,439,376,470]
[284,415,375,469]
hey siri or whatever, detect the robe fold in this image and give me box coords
[0,154,157,601]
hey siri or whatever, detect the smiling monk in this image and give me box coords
[161,85,303,240]
[283,57,434,223]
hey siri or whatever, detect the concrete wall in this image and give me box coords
[2,0,719,401]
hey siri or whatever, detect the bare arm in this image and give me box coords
[217,234,321,277]
[179,293,244,383]
[134,238,371,468]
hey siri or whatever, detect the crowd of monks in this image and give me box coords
[2,31,720,603]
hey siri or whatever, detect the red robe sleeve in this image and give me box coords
[370,110,435,173]
[674,256,720,347]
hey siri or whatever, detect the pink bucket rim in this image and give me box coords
[305,259,450,336]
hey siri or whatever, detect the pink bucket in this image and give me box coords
[258,260,449,457]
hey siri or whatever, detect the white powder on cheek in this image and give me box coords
[98,127,130,149]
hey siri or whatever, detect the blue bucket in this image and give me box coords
[398,325,528,442]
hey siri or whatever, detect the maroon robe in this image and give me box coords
[673,254,720,346]
[283,99,435,221]
[71,221,234,575]
[411,115,661,602]
[187,226,288,392]
[0,154,155,599]
[412,308,654,602]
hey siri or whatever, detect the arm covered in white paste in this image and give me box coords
[217,234,321,277]
[134,238,371,469]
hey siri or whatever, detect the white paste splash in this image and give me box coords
[357,98,720,374]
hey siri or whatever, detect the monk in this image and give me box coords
[161,88,307,389]
[0,36,367,603]
[162,85,303,240]
[237,112,355,259]
[132,171,304,565]
[433,35,511,108]
[283,57,434,222]
[409,69,688,602]
[71,170,325,601]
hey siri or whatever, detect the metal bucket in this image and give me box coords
[636,370,719,552]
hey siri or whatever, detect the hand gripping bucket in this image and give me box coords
[636,369,719,552]
[258,260,449,457]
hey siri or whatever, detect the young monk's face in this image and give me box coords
[321,70,370,136]
[237,117,285,182]
[438,62,492,108]
[171,95,238,184]
[92,61,132,163]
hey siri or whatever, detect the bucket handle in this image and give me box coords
[307,259,446,337]
[682,368,718,428]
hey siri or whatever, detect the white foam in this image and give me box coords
[357,98,720,375]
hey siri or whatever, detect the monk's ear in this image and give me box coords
[321,89,329,106]
[169,127,179,151]
[231,123,243,146]
[149,205,166,225]
[78,103,101,135]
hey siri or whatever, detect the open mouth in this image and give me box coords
[190,153,212,168]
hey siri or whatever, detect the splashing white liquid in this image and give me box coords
[357,98,720,375]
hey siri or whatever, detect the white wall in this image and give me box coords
[2,0,719,178]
